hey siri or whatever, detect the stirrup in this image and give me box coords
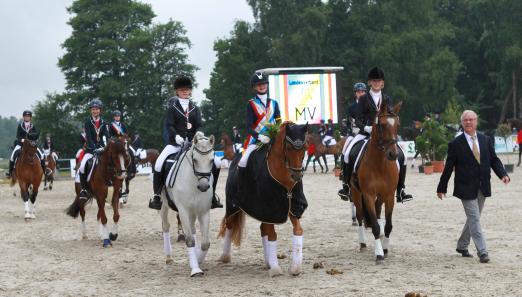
[149,195,162,210]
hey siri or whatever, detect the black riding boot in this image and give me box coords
[338,160,352,201]
[148,171,163,210]
[79,171,89,199]
[41,159,46,174]
[211,165,223,209]
[396,164,413,203]
[6,160,14,177]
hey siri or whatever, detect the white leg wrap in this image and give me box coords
[290,235,303,275]
[357,226,367,244]
[262,236,269,267]
[378,219,385,238]
[196,247,207,264]
[101,224,109,240]
[222,228,232,255]
[111,223,119,235]
[267,240,280,269]
[374,239,384,257]
[382,236,390,251]
[163,232,172,256]
[24,201,31,219]
[187,247,203,276]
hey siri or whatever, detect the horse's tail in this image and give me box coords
[218,211,245,247]
[65,196,92,218]
[360,194,373,228]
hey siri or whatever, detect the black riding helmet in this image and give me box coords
[23,110,32,117]
[89,98,103,109]
[368,67,385,80]
[250,71,268,87]
[174,76,193,89]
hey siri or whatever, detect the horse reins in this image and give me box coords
[283,135,306,173]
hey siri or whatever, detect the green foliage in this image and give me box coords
[256,122,280,149]
[496,123,511,139]
[0,116,18,158]
[334,129,341,141]
[441,98,463,126]
[33,0,196,156]
[418,119,453,162]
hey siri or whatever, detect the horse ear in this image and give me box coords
[193,136,198,145]
[393,101,403,114]
[209,135,215,146]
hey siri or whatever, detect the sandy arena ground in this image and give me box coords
[0,156,521,297]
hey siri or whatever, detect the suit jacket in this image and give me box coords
[437,132,507,199]
[355,93,393,135]
[84,118,109,153]
[165,97,202,145]
[16,121,38,145]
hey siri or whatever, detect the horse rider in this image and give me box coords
[340,118,349,137]
[149,75,223,210]
[6,110,45,178]
[322,119,336,147]
[43,134,59,163]
[109,110,127,137]
[238,71,281,177]
[318,119,326,138]
[232,126,243,153]
[130,132,145,161]
[344,67,413,203]
[78,98,110,199]
[338,82,367,200]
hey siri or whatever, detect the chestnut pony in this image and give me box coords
[220,133,238,161]
[43,152,56,191]
[351,101,402,263]
[218,122,309,277]
[10,137,44,221]
[66,135,130,247]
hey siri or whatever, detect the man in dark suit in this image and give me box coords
[437,110,510,263]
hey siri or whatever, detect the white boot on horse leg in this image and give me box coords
[109,223,119,241]
[261,236,269,269]
[24,201,31,221]
[163,232,174,264]
[289,235,303,276]
[101,224,111,248]
[81,221,88,239]
[382,236,390,257]
[187,247,204,277]
[267,240,283,277]
[29,202,36,219]
[374,238,385,264]
[219,228,232,263]
[358,226,367,250]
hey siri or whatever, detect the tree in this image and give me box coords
[0,116,19,158]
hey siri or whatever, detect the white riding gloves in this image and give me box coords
[352,127,360,134]
[94,147,105,155]
[258,134,270,144]
[364,126,373,134]
[175,135,184,145]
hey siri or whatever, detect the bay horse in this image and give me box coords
[65,135,130,247]
[218,122,309,277]
[160,132,215,277]
[120,148,159,205]
[350,101,402,263]
[43,152,56,191]
[308,133,344,173]
[10,137,44,220]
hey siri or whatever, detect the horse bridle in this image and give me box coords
[191,142,213,181]
[21,140,38,165]
[375,113,399,151]
[283,135,306,173]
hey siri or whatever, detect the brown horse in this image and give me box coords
[43,153,56,191]
[350,101,402,263]
[220,132,238,161]
[120,148,159,204]
[308,133,345,172]
[66,135,130,247]
[10,138,44,220]
[218,122,309,277]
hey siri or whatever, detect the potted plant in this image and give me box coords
[423,161,434,175]
[421,119,452,173]
[497,123,514,173]
[414,135,429,173]
[432,144,448,172]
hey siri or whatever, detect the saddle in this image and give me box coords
[161,149,188,212]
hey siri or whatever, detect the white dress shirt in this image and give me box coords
[369,90,381,109]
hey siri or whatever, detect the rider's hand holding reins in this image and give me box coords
[364,126,372,134]
[175,135,184,145]
[258,135,270,144]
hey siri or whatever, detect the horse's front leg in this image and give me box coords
[179,211,203,277]
[196,211,211,265]
[176,214,185,242]
[351,189,367,250]
[160,197,173,264]
[95,192,111,248]
[375,199,385,238]
[289,215,303,276]
[261,223,282,277]
[383,197,395,257]
[363,194,384,263]
[110,183,120,242]
[29,187,38,219]
[19,182,31,221]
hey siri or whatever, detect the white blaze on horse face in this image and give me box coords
[387,117,395,126]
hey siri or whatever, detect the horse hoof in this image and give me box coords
[103,239,112,248]
[49,186,52,190]
[360,243,367,251]
[383,249,388,256]
[289,265,302,276]
[218,254,231,263]
[177,234,186,242]
[190,268,204,277]
[351,221,358,227]
[166,256,174,265]
[109,232,118,241]
[376,255,385,264]
[43,187,48,191]
[268,266,283,278]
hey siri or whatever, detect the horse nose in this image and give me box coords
[197,181,210,192]
[291,171,303,182]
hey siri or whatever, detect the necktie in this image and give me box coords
[471,135,480,164]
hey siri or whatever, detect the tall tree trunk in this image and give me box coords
[498,87,513,125]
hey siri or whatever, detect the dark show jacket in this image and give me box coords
[437,132,507,199]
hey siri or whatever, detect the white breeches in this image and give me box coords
[342,136,354,162]
[155,145,181,172]
[322,135,336,146]
[239,144,257,167]
[79,153,93,174]
[44,149,58,161]
[344,134,368,163]
[10,145,43,161]
[10,145,21,161]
